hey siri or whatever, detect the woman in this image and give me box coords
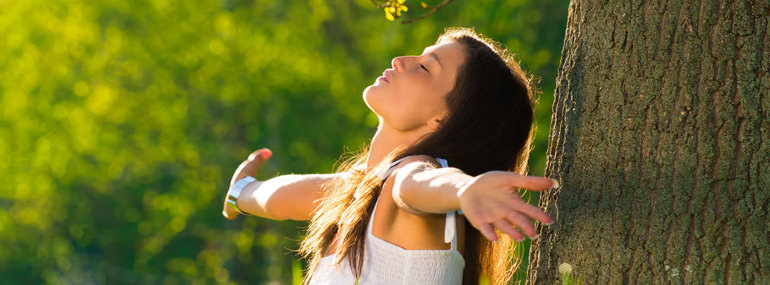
[222,27,559,284]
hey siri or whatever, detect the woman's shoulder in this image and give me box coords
[380,155,445,182]
[395,155,442,168]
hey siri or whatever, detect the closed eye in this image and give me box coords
[420,64,429,72]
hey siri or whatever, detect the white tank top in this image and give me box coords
[308,157,465,284]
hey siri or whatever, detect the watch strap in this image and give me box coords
[227,176,257,216]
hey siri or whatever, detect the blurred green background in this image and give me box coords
[0,0,568,283]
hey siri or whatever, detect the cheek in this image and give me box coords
[396,81,444,113]
[392,94,445,130]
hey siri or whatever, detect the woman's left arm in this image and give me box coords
[392,156,559,242]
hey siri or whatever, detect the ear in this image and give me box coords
[426,114,445,132]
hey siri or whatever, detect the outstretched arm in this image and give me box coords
[392,155,559,242]
[222,148,340,221]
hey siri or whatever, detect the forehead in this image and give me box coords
[422,42,466,70]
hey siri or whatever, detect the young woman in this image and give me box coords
[222,27,559,284]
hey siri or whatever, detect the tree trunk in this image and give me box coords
[527,0,770,284]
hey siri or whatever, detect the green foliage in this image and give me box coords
[0,0,567,283]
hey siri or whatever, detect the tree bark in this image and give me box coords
[528,0,770,284]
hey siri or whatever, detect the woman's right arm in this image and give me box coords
[222,148,339,221]
[237,173,339,221]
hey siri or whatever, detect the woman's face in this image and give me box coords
[363,41,466,132]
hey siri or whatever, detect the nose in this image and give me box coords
[391,56,407,72]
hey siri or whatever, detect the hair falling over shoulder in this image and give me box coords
[299,26,538,285]
[298,147,384,284]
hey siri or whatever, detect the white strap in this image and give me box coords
[436,158,448,168]
[445,211,457,250]
[376,157,409,180]
[361,158,409,200]
[436,157,459,249]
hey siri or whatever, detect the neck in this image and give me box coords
[366,120,430,171]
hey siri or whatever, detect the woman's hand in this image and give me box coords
[457,171,558,242]
[223,148,272,220]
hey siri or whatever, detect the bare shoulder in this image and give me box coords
[379,155,441,193]
[395,155,442,169]
[380,155,441,210]
[372,155,456,249]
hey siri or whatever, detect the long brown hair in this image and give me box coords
[299,27,537,285]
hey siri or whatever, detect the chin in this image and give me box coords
[362,86,380,114]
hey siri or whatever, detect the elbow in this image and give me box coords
[390,158,439,215]
[392,173,425,215]
[392,183,410,208]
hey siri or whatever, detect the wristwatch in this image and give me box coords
[227,176,257,216]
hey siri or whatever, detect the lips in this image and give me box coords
[380,70,391,83]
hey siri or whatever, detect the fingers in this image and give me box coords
[462,172,559,242]
[223,208,237,220]
[248,148,272,161]
[468,211,533,242]
[471,220,498,242]
[225,148,272,220]
[511,199,553,225]
[492,219,525,242]
[234,148,272,183]
[506,174,559,192]
[504,211,537,238]
[223,199,239,220]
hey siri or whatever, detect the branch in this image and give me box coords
[370,0,388,8]
[400,0,453,24]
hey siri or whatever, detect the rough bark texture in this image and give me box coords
[528,0,770,284]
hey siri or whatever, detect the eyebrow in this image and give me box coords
[429,52,443,69]
[422,48,443,69]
